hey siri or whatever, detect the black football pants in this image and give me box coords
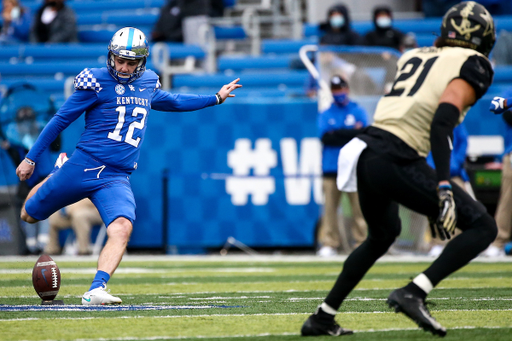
[324,148,497,310]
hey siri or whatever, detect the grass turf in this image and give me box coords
[1,258,511,340]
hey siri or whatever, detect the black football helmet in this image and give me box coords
[440,1,495,57]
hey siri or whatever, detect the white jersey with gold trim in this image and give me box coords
[372,46,493,157]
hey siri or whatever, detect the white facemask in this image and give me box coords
[11,6,20,20]
[376,16,392,29]
[330,15,345,29]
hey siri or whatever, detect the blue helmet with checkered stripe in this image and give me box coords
[107,27,150,84]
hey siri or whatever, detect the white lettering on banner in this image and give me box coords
[225,138,323,206]
[280,138,323,205]
[226,138,277,205]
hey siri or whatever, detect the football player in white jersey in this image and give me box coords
[301,2,496,337]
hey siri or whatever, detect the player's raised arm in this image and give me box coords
[151,78,242,112]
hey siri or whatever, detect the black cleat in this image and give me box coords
[301,313,353,337]
[387,288,447,337]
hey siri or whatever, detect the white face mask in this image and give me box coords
[376,16,392,29]
[330,15,345,29]
[11,6,20,20]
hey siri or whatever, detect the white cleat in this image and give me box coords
[82,284,122,305]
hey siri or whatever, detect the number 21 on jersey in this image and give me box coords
[386,56,438,97]
[108,106,147,147]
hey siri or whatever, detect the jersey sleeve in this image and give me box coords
[151,89,217,112]
[355,105,369,127]
[74,68,103,92]
[26,90,98,162]
[458,55,494,101]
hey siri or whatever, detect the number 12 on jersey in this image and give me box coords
[386,56,438,97]
[108,106,147,147]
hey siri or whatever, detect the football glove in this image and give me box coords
[490,96,511,115]
[432,184,456,240]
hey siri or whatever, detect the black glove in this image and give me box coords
[430,184,456,241]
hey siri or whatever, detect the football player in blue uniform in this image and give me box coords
[15,27,242,305]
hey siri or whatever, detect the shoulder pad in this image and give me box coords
[141,69,161,90]
[74,68,103,92]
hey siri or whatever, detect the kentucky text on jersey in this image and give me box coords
[116,96,149,106]
[26,67,217,173]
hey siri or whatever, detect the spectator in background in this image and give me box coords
[0,0,31,43]
[317,75,368,257]
[426,123,474,257]
[363,6,405,52]
[152,0,224,43]
[487,92,512,256]
[319,3,361,46]
[30,0,77,43]
[1,106,59,254]
[44,195,103,256]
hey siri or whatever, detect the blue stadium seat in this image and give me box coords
[173,71,309,88]
[218,55,294,71]
[213,26,246,40]
[262,38,318,54]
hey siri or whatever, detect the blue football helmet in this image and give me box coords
[107,27,150,84]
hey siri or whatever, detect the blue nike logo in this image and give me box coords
[41,269,48,285]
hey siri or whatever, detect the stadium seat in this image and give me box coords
[262,38,318,54]
[172,70,309,88]
[218,55,294,71]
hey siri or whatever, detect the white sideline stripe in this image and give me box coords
[15,326,512,341]
[4,309,512,322]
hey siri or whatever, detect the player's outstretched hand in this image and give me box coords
[217,78,242,103]
[16,158,35,181]
[490,96,510,114]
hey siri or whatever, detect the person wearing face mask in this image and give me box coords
[363,6,405,52]
[316,75,368,257]
[0,0,31,43]
[319,4,361,46]
[30,0,77,43]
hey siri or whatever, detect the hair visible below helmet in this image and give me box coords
[107,27,149,84]
[439,1,495,57]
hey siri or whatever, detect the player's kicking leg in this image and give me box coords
[81,217,131,305]
[21,153,71,223]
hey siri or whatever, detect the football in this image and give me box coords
[32,254,61,301]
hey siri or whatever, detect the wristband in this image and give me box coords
[215,93,224,105]
[24,158,36,166]
[438,183,452,190]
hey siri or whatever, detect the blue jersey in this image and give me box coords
[27,67,217,173]
[318,101,368,174]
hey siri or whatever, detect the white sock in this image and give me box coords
[412,273,433,294]
[320,302,337,315]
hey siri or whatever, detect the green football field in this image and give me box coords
[1,256,512,341]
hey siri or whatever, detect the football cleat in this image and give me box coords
[387,288,446,337]
[301,311,353,336]
[82,284,122,305]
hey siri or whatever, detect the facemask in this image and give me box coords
[333,93,348,106]
[376,16,392,29]
[11,6,20,20]
[330,15,345,29]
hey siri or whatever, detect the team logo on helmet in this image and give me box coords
[115,84,125,95]
[450,2,481,39]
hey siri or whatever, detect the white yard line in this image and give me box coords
[2,254,512,263]
[15,326,512,341]
[3,309,512,322]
